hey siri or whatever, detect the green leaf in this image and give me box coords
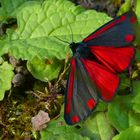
[0,0,42,21]
[94,100,108,112]
[27,57,62,81]
[81,112,114,140]
[135,0,140,45]
[131,81,140,113]
[136,49,140,61]
[118,0,132,15]
[136,0,140,24]
[117,0,132,15]
[40,115,89,140]
[107,81,140,132]
[119,74,130,90]
[41,132,90,140]
[0,57,4,64]
[0,62,14,100]
[112,126,140,140]
[0,39,9,56]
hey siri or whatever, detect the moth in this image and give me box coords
[64,11,137,125]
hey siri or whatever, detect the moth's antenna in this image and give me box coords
[68,23,74,42]
[53,35,70,44]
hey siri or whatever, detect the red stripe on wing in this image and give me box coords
[81,59,120,101]
[90,46,135,73]
[65,58,76,114]
[84,15,126,42]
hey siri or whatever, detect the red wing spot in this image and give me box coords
[125,34,134,42]
[130,16,136,24]
[72,115,80,123]
[120,15,126,20]
[87,99,96,109]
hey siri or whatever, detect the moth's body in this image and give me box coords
[70,42,92,59]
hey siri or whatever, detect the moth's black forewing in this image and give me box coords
[83,11,137,47]
[64,58,99,125]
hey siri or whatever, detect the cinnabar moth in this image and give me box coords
[64,11,137,125]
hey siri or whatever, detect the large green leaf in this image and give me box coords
[1,0,111,81]
[0,62,14,100]
[112,126,140,140]
[81,112,114,140]
[107,81,140,132]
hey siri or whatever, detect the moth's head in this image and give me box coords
[69,42,78,53]
[69,42,76,47]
